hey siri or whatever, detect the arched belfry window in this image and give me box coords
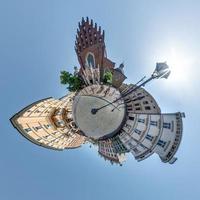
[86,52,95,68]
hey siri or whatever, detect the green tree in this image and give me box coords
[103,71,113,85]
[60,70,82,92]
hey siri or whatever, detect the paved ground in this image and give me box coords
[72,86,126,140]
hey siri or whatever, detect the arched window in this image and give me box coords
[86,53,95,68]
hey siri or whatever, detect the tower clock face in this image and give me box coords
[72,85,126,140]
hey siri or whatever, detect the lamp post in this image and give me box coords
[91,62,171,115]
[122,62,171,97]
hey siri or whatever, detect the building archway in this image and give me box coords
[86,52,95,68]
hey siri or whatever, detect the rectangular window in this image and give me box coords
[143,101,149,105]
[134,129,141,135]
[125,123,131,130]
[129,116,135,121]
[150,121,158,126]
[24,128,31,132]
[127,104,132,108]
[127,106,132,110]
[140,143,147,149]
[34,110,40,113]
[34,126,42,131]
[44,135,48,139]
[125,99,132,104]
[133,148,140,154]
[157,140,166,148]
[44,124,51,129]
[146,134,153,141]
[163,122,171,129]
[56,120,65,126]
[128,142,134,148]
[138,118,145,123]
[145,106,151,110]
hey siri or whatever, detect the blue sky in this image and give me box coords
[0,0,200,199]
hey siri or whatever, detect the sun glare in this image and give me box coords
[167,48,190,83]
[156,45,196,91]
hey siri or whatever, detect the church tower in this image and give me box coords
[75,17,126,87]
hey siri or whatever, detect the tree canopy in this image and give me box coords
[60,70,82,92]
[103,71,113,85]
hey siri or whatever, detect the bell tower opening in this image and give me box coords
[86,52,95,68]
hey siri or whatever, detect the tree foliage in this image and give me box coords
[60,70,82,92]
[103,71,113,84]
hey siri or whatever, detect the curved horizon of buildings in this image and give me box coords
[10,17,185,165]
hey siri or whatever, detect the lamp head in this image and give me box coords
[153,62,171,79]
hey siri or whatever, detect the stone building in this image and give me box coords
[120,83,161,114]
[10,93,85,150]
[75,17,126,88]
[112,63,127,88]
[119,112,184,164]
[117,84,184,164]
[98,137,127,165]
[81,63,100,85]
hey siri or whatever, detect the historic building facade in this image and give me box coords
[10,17,184,165]
[119,84,161,114]
[119,112,184,164]
[10,93,85,150]
[75,17,126,88]
[98,137,127,165]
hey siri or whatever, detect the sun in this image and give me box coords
[167,47,191,84]
[154,44,196,93]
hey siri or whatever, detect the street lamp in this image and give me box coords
[91,62,170,115]
[122,62,170,97]
[152,62,171,79]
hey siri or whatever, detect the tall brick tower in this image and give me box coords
[75,17,116,82]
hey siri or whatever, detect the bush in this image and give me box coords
[60,70,82,92]
[103,71,113,84]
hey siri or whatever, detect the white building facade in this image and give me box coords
[119,112,184,164]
